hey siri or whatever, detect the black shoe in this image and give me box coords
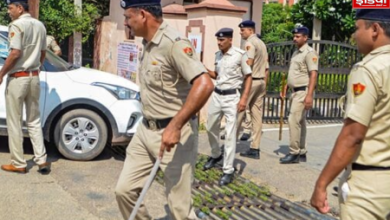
[220,134,225,140]
[300,153,307,162]
[240,133,251,141]
[280,154,300,164]
[203,155,223,170]
[219,172,234,186]
[240,148,260,159]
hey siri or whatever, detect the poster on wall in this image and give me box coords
[117,42,138,83]
[188,33,202,54]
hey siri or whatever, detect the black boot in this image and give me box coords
[280,154,299,164]
[203,154,223,170]
[240,133,251,141]
[219,172,234,186]
[240,148,260,159]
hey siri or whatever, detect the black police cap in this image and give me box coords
[120,0,161,9]
[292,26,309,35]
[215,28,234,38]
[239,20,256,28]
[5,0,27,4]
[356,9,390,22]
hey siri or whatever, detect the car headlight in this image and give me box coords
[92,82,139,100]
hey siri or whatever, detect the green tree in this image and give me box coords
[261,3,295,44]
[0,0,106,42]
[291,0,356,42]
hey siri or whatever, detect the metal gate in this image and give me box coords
[264,40,362,123]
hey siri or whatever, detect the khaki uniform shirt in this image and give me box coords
[46,35,61,53]
[214,47,252,90]
[139,21,206,119]
[344,45,390,167]
[8,13,46,74]
[287,43,318,88]
[244,34,268,78]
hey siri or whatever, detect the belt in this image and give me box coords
[352,163,390,171]
[214,87,237,95]
[293,86,307,92]
[142,117,172,130]
[10,70,39,78]
[252,77,264,81]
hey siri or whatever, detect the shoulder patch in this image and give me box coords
[183,47,193,57]
[353,83,366,96]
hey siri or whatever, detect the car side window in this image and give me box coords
[0,36,8,60]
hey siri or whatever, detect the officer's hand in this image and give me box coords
[279,91,285,99]
[159,123,181,159]
[237,99,246,113]
[304,95,313,110]
[310,186,330,214]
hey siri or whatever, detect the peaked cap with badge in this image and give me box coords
[215,28,233,38]
[238,20,256,28]
[5,0,27,4]
[120,0,161,9]
[355,9,390,22]
[292,26,309,35]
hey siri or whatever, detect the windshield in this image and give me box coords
[43,50,76,72]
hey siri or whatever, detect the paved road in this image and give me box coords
[0,123,343,219]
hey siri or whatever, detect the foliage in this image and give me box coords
[0,0,110,42]
[261,3,295,44]
[290,0,356,42]
[39,0,99,42]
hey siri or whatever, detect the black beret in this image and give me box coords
[356,9,390,22]
[239,20,256,28]
[5,0,27,4]
[215,28,233,38]
[292,26,309,35]
[120,0,161,9]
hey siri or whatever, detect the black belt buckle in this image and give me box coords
[293,86,307,92]
[214,88,236,95]
[352,163,390,171]
[143,118,172,130]
[252,77,264,81]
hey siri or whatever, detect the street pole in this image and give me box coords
[28,0,40,19]
[73,0,83,67]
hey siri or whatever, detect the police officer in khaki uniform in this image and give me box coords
[115,0,214,219]
[203,28,252,186]
[237,20,269,159]
[311,9,390,219]
[46,35,62,56]
[0,0,50,174]
[280,26,318,164]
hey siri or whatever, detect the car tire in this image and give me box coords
[53,109,108,161]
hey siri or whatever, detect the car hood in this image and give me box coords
[65,67,139,91]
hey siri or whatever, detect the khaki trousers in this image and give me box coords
[6,75,47,168]
[237,80,266,149]
[288,90,307,155]
[206,91,239,174]
[115,119,199,220]
[339,169,390,220]
[241,107,252,134]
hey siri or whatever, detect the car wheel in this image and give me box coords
[53,109,108,161]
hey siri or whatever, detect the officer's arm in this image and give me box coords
[0,49,21,78]
[306,52,319,97]
[244,42,255,67]
[307,70,317,97]
[206,68,217,79]
[240,54,253,105]
[314,118,367,192]
[40,50,46,66]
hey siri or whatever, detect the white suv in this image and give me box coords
[0,30,142,161]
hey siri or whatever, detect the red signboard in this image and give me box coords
[353,0,390,8]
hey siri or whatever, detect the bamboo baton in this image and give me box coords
[128,158,161,220]
[279,73,286,141]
